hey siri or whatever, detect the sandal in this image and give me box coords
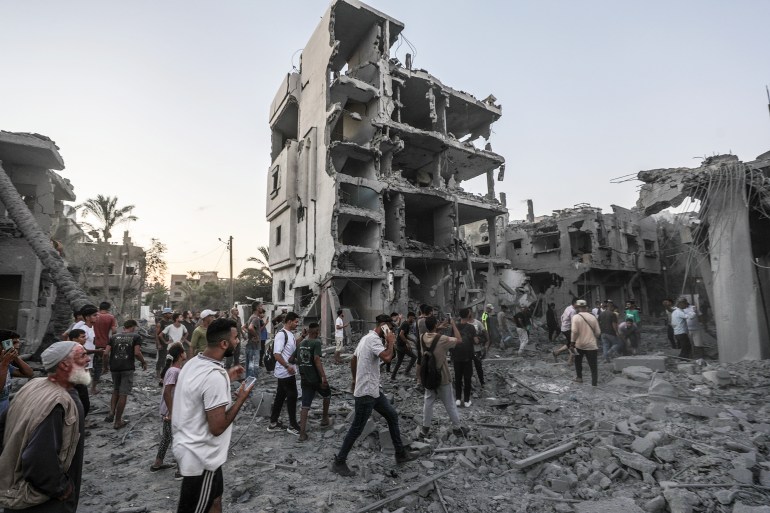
[114,420,129,430]
[150,463,176,472]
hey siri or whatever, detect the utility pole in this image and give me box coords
[228,236,234,308]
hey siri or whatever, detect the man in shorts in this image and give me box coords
[172,318,254,513]
[92,302,117,394]
[297,322,332,441]
[103,319,147,429]
[334,309,348,364]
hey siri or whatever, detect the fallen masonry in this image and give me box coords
[63,324,770,512]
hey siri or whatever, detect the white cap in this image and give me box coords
[200,309,218,319]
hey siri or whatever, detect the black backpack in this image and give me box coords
[419,334,441,391]
[263,329,288,372]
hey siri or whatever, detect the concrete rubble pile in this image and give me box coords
[63,325,770,513]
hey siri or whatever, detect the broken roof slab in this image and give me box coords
[0,131,65,170]
[330,74,380,105]
[269,72,301,126]
[329,0,404,71]
[382,120,504,181]
[392,66,502,140]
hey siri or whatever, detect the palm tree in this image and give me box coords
[0,163,90,310]
[77,194,137,243]
[247,246,271,281]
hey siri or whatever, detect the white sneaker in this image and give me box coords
[455,399,461,406]
[464,400,472,408]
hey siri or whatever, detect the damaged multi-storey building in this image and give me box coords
[637,152,770,362]
[0,131,76,347]
[266,0,508,338]
[498,203,661,313]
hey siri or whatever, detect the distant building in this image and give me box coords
[169,271,219,310]
[499,204,661,312]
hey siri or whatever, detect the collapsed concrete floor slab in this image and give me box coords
[58,324,770,512]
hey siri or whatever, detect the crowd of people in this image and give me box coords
[0,295,708,512]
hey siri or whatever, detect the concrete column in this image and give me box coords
[706,172,768,361]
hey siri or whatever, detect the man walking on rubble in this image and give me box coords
[267,311,302,435]
[662,299,678,349]
[570,300,601,386]
[419,315,470,439]
[331,314,417,476]
[482,304,500,348]
[598,300,623,363]
[297,322,332,441]
[334,309,348,364]
[172,318,254,513]
[390,311,417,379]
[103,319,147,429]
[671,298,697,359]
[553,298,577,362]
[513,305,532,356]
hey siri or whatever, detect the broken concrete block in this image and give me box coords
[653,445,677,462]
[645,403,667,421]
[503,430,526,445]
[622,366,654,381]
[648,376,677,398]
[676,363,696,374]
[575,498,644,513]
[612,448,658,474]
[255,392,274,416]
[586,470,605,486]
[760,469,770,487]
[702,369,732,386]
[360,419,376,440]
[662,487,699,513]
[732,451,757,469]
[714,490,736,505]
[548,478,570,493]
[631,432,663,458]
[729,467,754,485]
[681,405,720,418]
[643,495,666,512]
[733,502,770,513]
[612,356,666,372]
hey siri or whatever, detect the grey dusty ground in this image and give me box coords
[74,325,770,513]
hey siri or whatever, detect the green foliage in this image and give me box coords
[143,239,167,286]
[77,195,137,243]
[144,281,169,310]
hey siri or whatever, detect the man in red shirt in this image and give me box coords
[92,302,117,394]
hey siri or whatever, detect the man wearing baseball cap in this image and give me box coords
[331,314,417,476]
[0,341,90,512]
[190,309,217,357]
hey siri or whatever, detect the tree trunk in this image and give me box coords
[0,161,91,311]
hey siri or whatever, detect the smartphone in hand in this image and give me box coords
[243,376,257,390]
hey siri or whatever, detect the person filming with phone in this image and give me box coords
[171,318,255,513]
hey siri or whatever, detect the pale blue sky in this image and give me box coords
[2,1,768,279]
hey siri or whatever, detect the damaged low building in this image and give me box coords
[266,0,508,338]
[637,152,770,362]
[500,203,661,313]
[0,131,75,346]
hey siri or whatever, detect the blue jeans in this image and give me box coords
[245,346,260,379]
[601,333,624,359]
[336,393,403,462]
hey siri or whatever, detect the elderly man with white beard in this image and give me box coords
[0,341,90,513]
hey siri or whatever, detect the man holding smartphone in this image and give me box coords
[332,314,417,477]
[0,330,34,416]
[172,318,254,513]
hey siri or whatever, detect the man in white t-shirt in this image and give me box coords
[267,312,304,435]
[72,305,99,376]
[334,310,348,364]
[161,313,188,348]
[332,314,417,477]
[172,317,254,513]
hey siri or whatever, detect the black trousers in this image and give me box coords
[676,334,692,359]
[472,352,485,386]
[391,347,416,377]
[574,348,598,386]
[453,360,473,403]
[667,325,677,348]
[270,375,298,427]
